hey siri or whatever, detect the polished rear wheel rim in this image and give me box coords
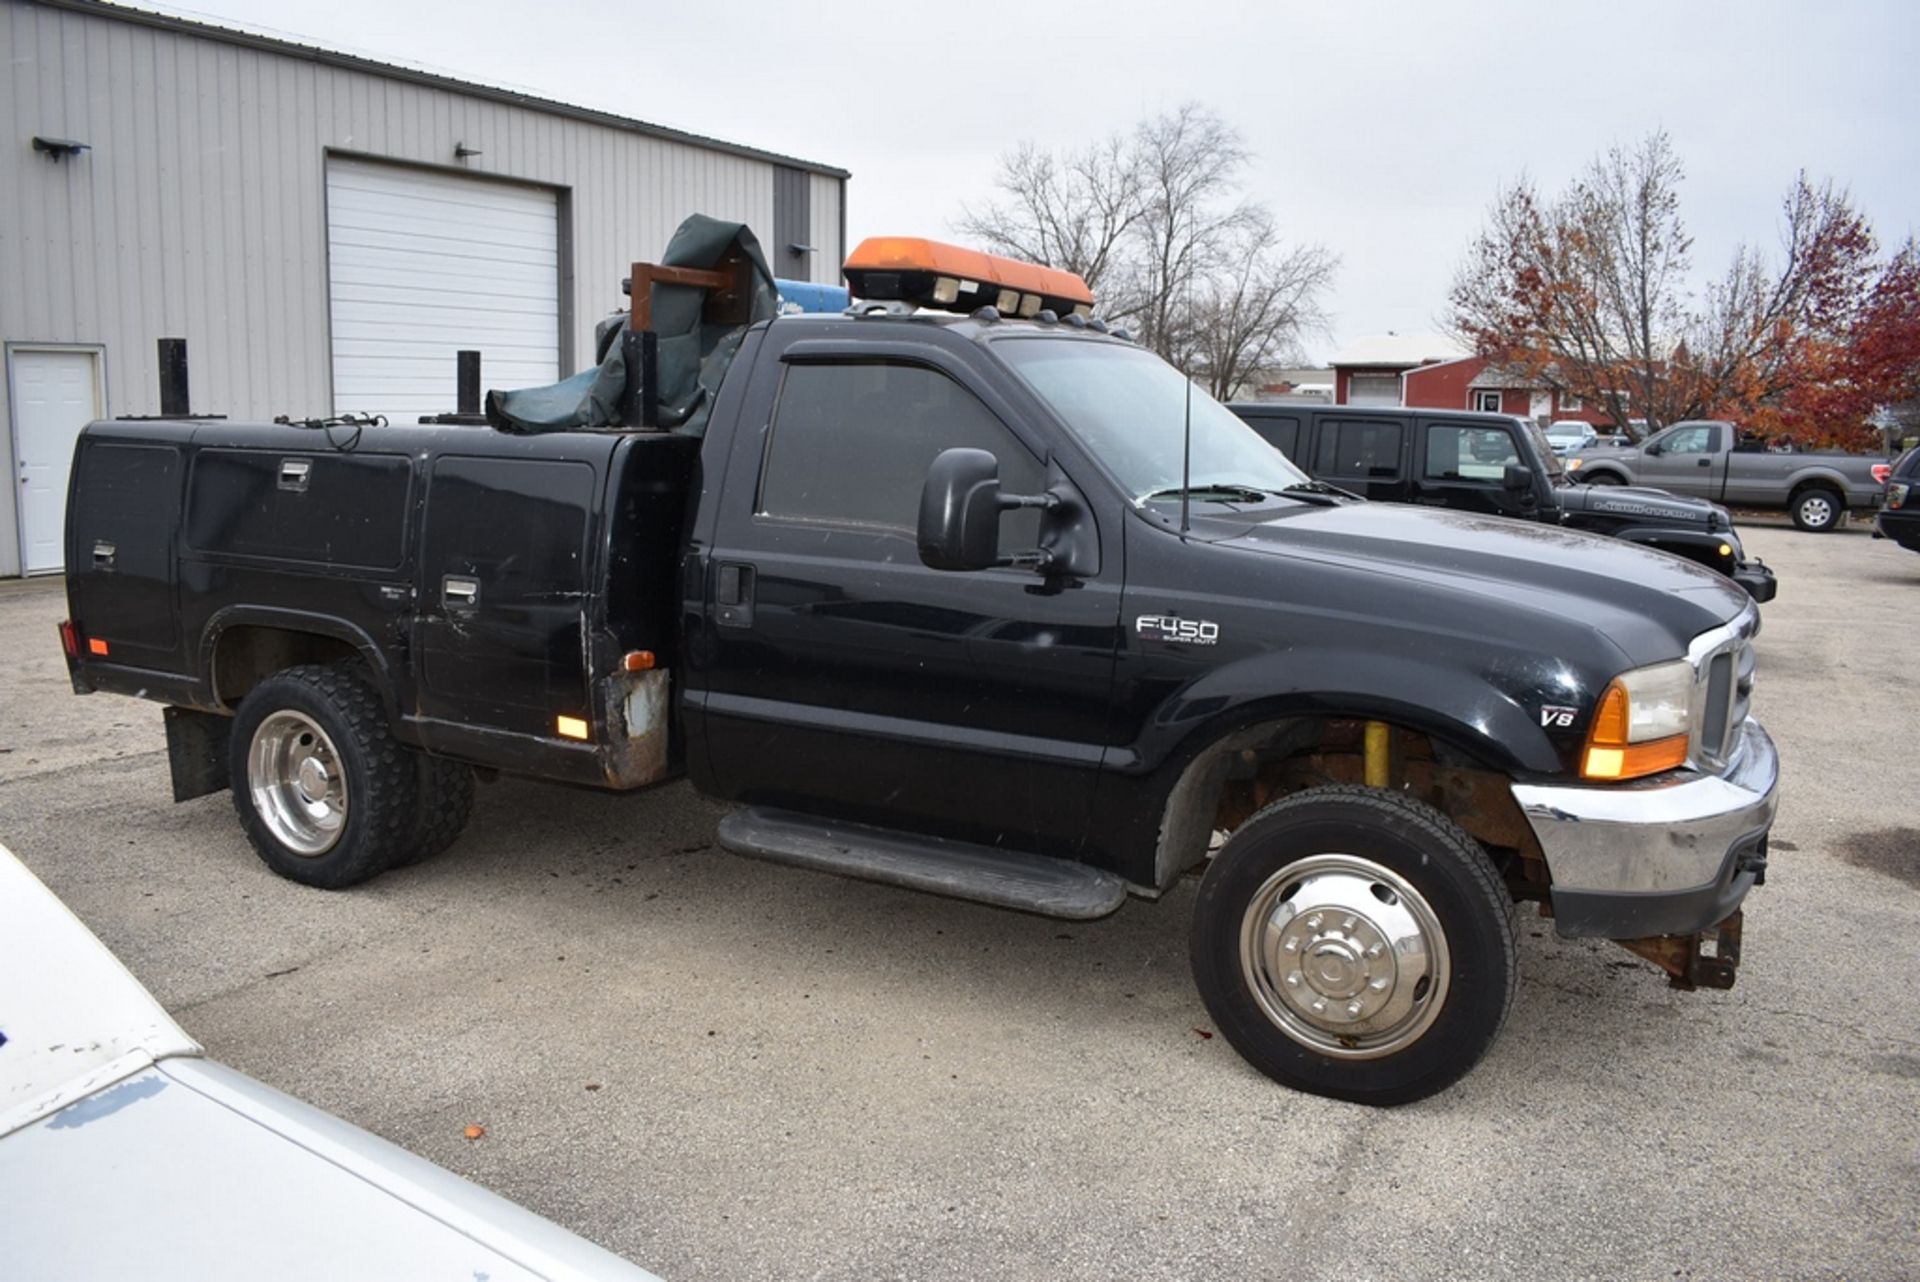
[248,710,348,856]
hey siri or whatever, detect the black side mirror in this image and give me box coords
[1502,463,1533,493]
[1643,440,1662,456]
[918,448,1058,572]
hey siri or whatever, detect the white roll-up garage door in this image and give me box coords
[1346,373,1402,407]
[326,159,560,418]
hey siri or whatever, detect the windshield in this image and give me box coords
[1525,421,1566,476]
[994,338,1308,502]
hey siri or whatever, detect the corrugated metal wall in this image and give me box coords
[0,0,846,575]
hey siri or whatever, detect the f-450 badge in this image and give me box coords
[1136,615,1220,646]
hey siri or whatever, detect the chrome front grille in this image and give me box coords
[1688,605,1759,771]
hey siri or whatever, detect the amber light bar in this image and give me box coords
[843,237,1094,319]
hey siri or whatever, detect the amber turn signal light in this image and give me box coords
[1580,681,1688,780]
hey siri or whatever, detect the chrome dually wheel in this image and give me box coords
[1240,853,1450,1059]
[248,710,349,856]
[1191,785,1517,1105]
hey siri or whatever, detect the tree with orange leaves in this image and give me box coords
[1446,132,1913,449]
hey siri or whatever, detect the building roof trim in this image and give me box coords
[39,0,853,180]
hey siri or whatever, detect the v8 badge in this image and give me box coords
[1539,704,1578,729]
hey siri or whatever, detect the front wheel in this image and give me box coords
[1580,471,1622,485]
[1190,785,1517,1105]
[1790,486,1843,533]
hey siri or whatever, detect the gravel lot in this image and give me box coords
[3,522,1917,1281]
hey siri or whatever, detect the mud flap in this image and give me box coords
[163,706,232,802]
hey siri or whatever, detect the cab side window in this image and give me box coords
[759,361,1044,545]
[1425,425,1519,481]
[1247,415,1301,463]
[1663,424,1720,455]
[1316,418,1404,480]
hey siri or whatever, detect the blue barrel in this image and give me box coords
[776,278,851,315]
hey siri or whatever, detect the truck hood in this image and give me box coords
[1553,481,1729,529]
[1190,500,1746,665]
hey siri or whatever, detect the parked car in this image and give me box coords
[1874,446,1920,553]
[1545,421,1598,455]
[1228,402,1776,599]
[1566,420,1888,532]
[57,235,1778,1105]
[0,845,659,1281]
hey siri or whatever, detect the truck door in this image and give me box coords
[1411,420,1534,518]
[697,354,1120,855]
[1637,423,1724,498]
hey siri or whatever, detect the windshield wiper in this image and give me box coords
[1142,484,1276,505]
[1279,481,1357,505]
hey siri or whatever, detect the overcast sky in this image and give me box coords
[144,0,1919,363]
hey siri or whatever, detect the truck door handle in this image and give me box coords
[1697,458,1711,467]
[92,540,116,570]
[715,562,755,628]
[279,459,312,492]
[442,575,480,609]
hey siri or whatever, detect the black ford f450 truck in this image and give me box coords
[59,242,1778,1104]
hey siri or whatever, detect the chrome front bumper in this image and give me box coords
[1511,719,1779,939]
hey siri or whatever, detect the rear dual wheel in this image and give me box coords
[230,663,472,888]
[1190,786,1517,1105]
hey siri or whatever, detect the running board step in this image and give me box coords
[715,807,1128,920]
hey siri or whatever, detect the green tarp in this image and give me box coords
[485,214,778,436]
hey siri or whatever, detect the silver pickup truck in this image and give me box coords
[1567,420,1889,532]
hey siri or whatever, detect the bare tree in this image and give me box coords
[1188,209,1335,400]
[954,137,1142,297]
[952,103,1336,385]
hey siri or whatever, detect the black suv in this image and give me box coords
[1231,401,1776,600]
[1875,446,1920,552]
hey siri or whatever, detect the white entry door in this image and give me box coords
[9,347,104,575]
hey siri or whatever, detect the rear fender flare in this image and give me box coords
[199,607,398,718]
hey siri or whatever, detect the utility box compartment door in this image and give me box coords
[67,440,182,658]
[415,456,596,739]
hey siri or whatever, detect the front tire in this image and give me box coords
[1580,471,1623,485]
[1790,486,1843,533]
[1190,785,1517,1105]
[230,663,419,888]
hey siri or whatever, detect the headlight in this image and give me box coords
[1581,659,1692,780]
[1566,458,1583,471]
[1893,482,1910,509]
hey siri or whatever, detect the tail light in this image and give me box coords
[58,619,80,658]
[1872,463,1891,485]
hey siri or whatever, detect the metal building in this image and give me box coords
[0,0,849,576]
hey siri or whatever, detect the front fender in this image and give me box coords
[1092,648,1572,888]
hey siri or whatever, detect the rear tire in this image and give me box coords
[229,663,418,889]
[393,755,475,868]
[1790,486,1843,533]
[1190,785,1517,1105]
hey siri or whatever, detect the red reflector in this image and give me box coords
[88,637,110,656]
[59,619,80,658]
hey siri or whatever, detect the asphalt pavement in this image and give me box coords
[2,522,1916,1281]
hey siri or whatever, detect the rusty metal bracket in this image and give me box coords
[1615,910,1743,990]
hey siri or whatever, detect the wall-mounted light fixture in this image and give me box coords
[32,136,90,162]
[454,141,482,161]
